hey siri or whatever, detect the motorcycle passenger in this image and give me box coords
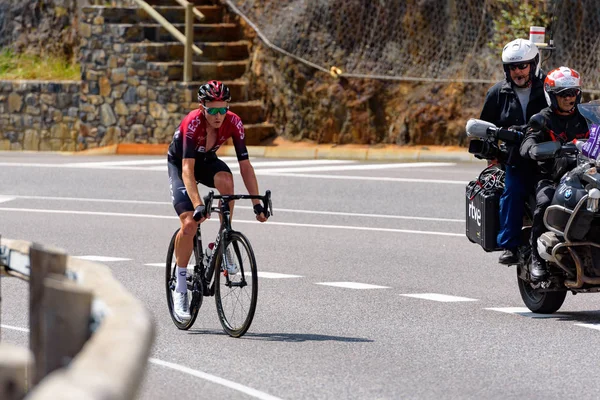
[520,66,590,281]
[479,39,547,265]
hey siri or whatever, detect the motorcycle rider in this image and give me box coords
[479,39,547,265]
[520,66,590,281]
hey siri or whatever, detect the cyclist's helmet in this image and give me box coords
[544,66,582,114]
[197,80,231,103]
[501,39,540,83]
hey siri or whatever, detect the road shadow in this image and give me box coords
[514,309,600,325]
[187,330,373,343]
[548,310,600,325]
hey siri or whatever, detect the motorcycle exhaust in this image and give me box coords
[538,232,559,262]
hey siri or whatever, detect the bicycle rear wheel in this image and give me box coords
[166,229,202,330]
[214,231,258,337]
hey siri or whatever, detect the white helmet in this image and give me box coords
[501,39,540,83]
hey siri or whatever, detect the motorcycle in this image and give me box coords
[465,102,600,313]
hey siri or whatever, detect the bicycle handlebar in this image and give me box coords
[202,190,273,218]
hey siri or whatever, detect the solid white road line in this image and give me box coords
[0,324,282,400]
[74,256,131,262]
[140,159,356,171]
[62,159,170,167]
[148,358,283,400]
[0,194,465,222]
[253,162,455,174]
[316,282,391,289]
[0,207,464,237]
[0,196,15,204]
[400,293,478,302]
[0,162,469,184]
[235,159,356,168]
[258,172,468,185]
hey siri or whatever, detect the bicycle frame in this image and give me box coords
[192,190,272,297]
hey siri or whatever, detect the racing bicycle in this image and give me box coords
[165,190,272,337]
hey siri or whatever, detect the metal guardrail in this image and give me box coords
[0,237,155,400]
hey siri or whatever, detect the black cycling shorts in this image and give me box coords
[167,157,232,215]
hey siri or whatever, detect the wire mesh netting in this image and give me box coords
[226,0,600,91]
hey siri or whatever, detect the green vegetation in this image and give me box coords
[489,0,551,53]
[0,49,80,80]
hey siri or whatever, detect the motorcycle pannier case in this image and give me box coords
[465,167,504,252]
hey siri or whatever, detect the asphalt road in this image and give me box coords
[1,152,600,400]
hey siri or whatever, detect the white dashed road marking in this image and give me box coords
[0,196,15,204]
[146,264,302,279]
[485,307,565,318]
[400,293,478,302]
[316,282,391,289]
[0,324,29,333]
[575,323,600,331]
[74,256,131,262]
[145,263,167,267]
[248,272,303,279]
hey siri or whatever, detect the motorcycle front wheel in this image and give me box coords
[517,268,567,314]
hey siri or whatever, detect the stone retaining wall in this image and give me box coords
[77,6,185,149]
[0,81,81,151]
[0,5,195,151]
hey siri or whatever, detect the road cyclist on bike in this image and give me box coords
[167,80,269,322]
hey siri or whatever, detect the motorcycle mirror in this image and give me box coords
[529,141,561,160]
[466,119,495,139]
[528,114,548,133]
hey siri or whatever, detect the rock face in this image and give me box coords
[0,0,79,61]
[245,37,488,146]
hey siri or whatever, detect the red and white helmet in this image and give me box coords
[544,66,582,113]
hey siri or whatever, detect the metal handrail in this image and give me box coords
[130,0,205,82]
[174,0,205,22]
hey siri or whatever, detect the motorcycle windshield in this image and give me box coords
[577,101,600,160]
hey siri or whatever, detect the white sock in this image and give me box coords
[176,266,187,293]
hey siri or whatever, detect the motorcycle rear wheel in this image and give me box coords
[517,270,567,314]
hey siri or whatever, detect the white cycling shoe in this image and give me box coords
[173,290,191,322]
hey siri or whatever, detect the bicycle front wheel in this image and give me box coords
[214,231,258,337]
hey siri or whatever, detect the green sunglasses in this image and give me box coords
[202,105,229,115]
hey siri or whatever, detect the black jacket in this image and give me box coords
[479,76,547,129]
[520,107,590,181]
[479,76,547,167]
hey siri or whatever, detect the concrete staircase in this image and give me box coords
[103,0,275,144]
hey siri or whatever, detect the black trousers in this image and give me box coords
[530,179,556,264]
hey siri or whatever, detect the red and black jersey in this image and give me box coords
[168,108,249,163]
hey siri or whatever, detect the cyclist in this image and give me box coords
[479,38,547,265]
[520,66,589,281]
[167,80,268,322]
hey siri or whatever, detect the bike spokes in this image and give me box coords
[215,232,258,337]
